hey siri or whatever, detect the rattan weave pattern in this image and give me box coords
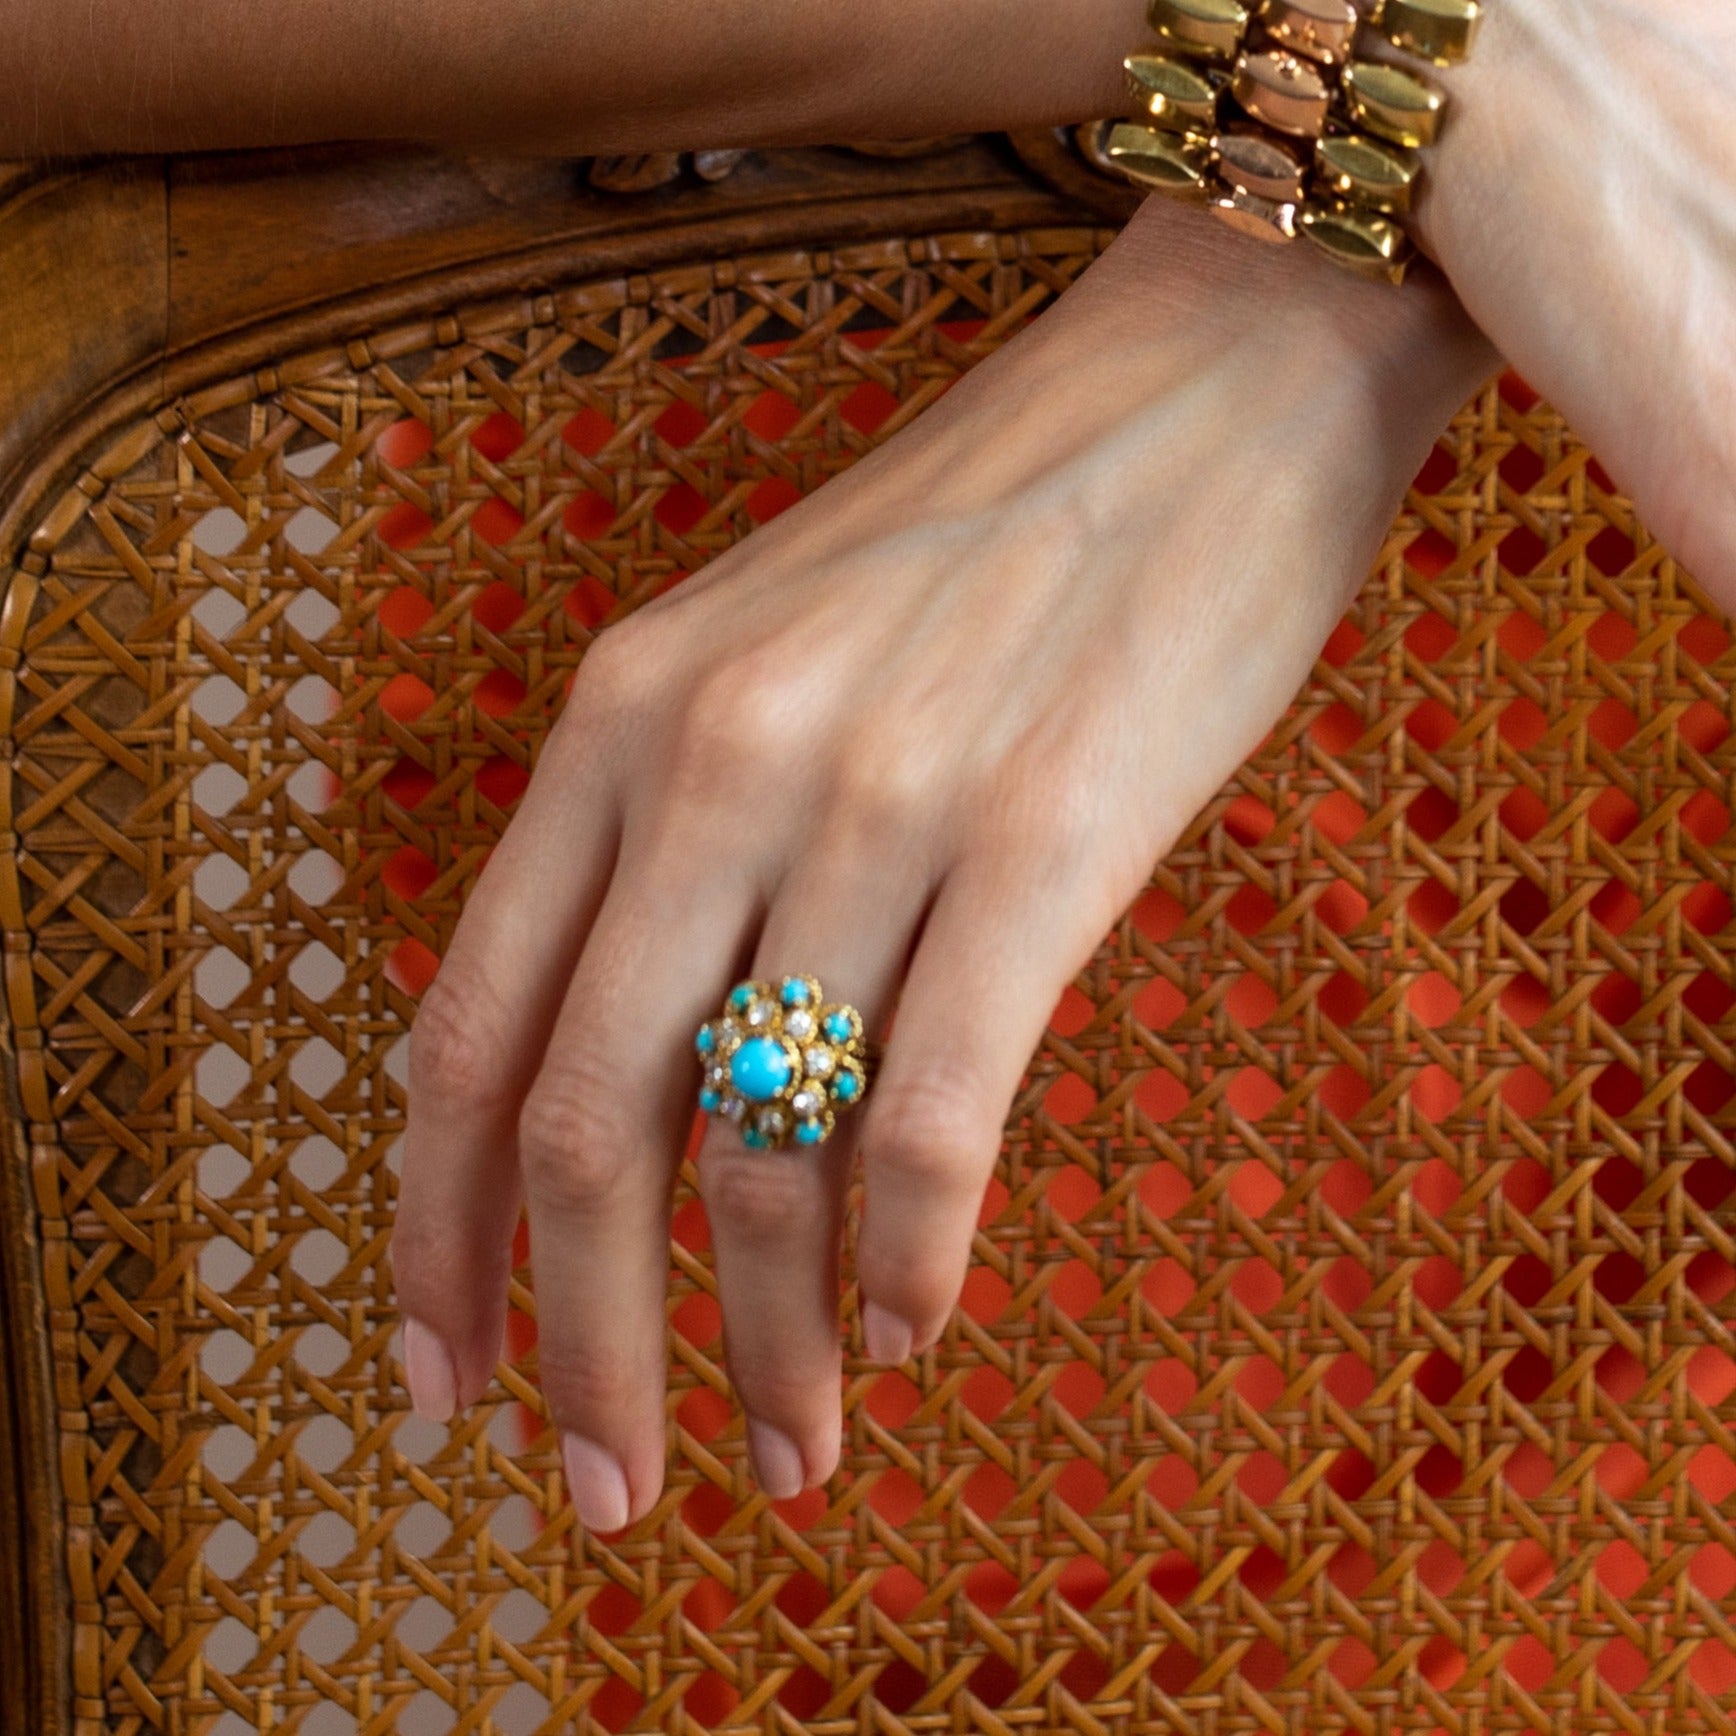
[5,226,1736,1736]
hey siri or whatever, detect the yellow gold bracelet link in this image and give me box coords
[1104,0,1481,285]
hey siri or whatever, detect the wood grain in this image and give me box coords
[0,140,1088,591]
[0,134,1091,1736]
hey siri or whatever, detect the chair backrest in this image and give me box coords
[2,138,1734,1736]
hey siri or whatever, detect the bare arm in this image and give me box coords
[0,0,1139,157]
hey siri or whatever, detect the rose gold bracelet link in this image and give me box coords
[1210,188,1300,244]
[1256,0,1359,69]
[1215,129,1309,203]
[1231,49,1333,138]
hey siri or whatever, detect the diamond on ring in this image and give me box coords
[694,975,874,1150]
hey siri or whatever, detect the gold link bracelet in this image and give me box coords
[1103,0,1481,284]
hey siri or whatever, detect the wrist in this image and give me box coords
[1360,0,1521,271]
[1090,195,1497,469]
[905,192,1495,597]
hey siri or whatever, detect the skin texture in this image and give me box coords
[9,1,1727,1517]
[0,0,1141,154]
[5,1,1729,593]
[1411,0,1736,604]
[390,197,1496,1523]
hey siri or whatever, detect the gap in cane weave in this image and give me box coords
[4,230,1736,1734]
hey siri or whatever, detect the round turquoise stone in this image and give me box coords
[698,1087,721,1113]
[695,1025,716,1055]
[742,1126,770,1150]
[729,982,756,1009]
[729,1036,793,1104]
[780,977,811,1006]
[795,1119,825,1146]
[823,1012,854,1043]
[833,1070,861,1102]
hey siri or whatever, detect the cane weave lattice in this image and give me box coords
[5,227,1736,1736]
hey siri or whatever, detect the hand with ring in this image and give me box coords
[389,197,1495,1528]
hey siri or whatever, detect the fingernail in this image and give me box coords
[403,1319,458,1423]
[746,1417,806,1500]
[562,1434,632,1533]
[862,1301,913,1367]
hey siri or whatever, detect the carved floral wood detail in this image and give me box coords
[586,125,1140,221]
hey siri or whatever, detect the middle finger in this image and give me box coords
[519,821,760,1534]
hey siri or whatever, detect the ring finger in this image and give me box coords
[695,838,933,1497]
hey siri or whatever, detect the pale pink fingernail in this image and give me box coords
[809,1405,843,1487]
[746,1417,806,1500]
[862,1301,913,1367]
[403,1319,458,1423]
[562,1434,631,1533]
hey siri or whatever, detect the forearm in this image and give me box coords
[1411,0,1736,272]
[0,0,1141,157]
[1396,0,1736,602]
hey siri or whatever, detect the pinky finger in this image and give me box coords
[853,850,1119,1362]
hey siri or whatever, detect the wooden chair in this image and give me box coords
[2,134,1733,1736]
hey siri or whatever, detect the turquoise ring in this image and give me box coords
[694,975,876,1150]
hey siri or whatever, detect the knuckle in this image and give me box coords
[1024,821,1116,919]
[814,735,936,849]
[667,653,807,801]
[725,1348,839,1425]
[408,973,521,1114]
[699,1148,814,1245]
[536,1338,641,1424]
[984,749,1097,868]
[389,1216,488,1321]
[518,1064,640,1212]
[1033,781,1102,874]
[964,757,1129,913]
[867,1074,995,1198]
[569,615,659,724]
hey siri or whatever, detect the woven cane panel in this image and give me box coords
[6,226,1736,1736]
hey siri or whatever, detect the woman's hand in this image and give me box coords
[1413,0,1736,601]
[389,198,1495,1530]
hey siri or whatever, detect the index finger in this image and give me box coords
[392,725,621,1420]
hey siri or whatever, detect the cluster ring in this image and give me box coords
[694,975,879,1150]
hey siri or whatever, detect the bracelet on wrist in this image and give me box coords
[1101,0,1481,285]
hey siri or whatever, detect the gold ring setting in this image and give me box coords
[695,976,875,1150]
